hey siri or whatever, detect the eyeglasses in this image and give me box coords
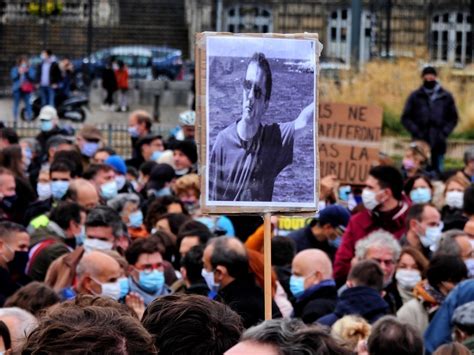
[135,263,163,272]
[243,80,263,100]
[371,258,395,266]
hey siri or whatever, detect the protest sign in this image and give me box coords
[196,32,321,214]
[318,102,383,185]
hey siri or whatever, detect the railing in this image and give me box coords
[5,120,176,159]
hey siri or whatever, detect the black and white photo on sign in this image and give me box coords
[205,35,317,208]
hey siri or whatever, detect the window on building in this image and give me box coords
[431,11,472,66]
[224,5,273,33]
[326,8,374,64]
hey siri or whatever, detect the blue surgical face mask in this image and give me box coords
[128,210,143,228]
[138,269,165,293]
[40,120,53,132]
[100,180,118,200]
[290,275,305,298]
[154,187,171,197]
[150,150,163,161]
[81,141,100,158]
[115,175,126,191]
[410,187,432,204]
[37,182,52,201]
[465,259,474,278]
[328,235,342,249]
[118,277,130,298]
[51,180,69,200]
[419,223,443,249]
[128,126,139,138]
[74,225,86,246]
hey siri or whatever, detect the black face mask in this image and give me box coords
[7,251,29,279]
[1,195,17,210]
[423,80,437,90]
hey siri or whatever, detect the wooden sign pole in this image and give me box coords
[263,212,272,320]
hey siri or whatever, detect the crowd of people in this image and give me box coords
[0,60,472,354]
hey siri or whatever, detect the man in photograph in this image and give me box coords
[209,52,314,202]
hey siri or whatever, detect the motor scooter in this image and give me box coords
[21,92,89,122]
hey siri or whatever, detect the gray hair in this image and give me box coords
[241,318,351,355]
[107,193,140,214]
[436,229,466,257]
[0,307,38,353]
[355,230,401,261]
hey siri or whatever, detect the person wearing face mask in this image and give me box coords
[84,164,118,202]
[0,222,31,306]
[395,247,428,304]
[44,206,123,292]
[397,254,467,335]
[27,202,85,283]
[401,66,459,173]
[400,141,432,180]
[104,155,135,194]
[290,249,337,324]
[128,134,165,171]
[288,205,350,261]
[0,168,19,223]
[107,193,146,240]
[35,106,67,155]
[173,140,197,178]
[74,251,122,300]
[124,238,169,305]
[436,229,474,277]
[128,111,152,160]
[144,163,175,200]
[203,237,281,328]
[404,175,433,205]
[401,204,442,259]
[334,166,410,284]
[76,125,103,169]
[442,175,470,231]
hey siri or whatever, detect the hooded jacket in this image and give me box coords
[293,280,338,324]
[334,201,410,282]
[317,286,389,327]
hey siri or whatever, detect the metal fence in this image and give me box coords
[5,120,175,159]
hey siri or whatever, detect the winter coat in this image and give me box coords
[217,273,281,328]
[334,202,409,282]
[115,68,129,89]
[293,280,338,324]
[102,67,117,91]
[10,66,35,92]
[401,85,458,155]
[36,60,62,86]
[317,286,389,327]
[288,226,336,259]
[424,279,474,354]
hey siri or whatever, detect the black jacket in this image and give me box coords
[287,226,336,259]
[218,274,281,328]
[37,60,62,86]
[317,286,389,327]
[293,283,338,324]
[401,85,458,155]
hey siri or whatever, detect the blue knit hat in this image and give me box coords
[105,155,127,175]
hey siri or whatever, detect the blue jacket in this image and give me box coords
[424,279,474,354]
[317,286,388,327]
[10,66,35,92]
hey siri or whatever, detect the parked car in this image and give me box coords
[74,45,183,81]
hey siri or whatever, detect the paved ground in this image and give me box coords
[0,88,190,128]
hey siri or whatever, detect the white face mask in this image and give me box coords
[445,191,464,209]
[418,223,443,250]
[465,258,474,278]
[115,175,126,191]
[83,238,113,253]
[37,182,52,201]
[93,278,121,300]
[395,268,421,290]
[362,189,380,211]
[201,268,220,291]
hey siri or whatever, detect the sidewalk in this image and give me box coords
[0,96,189,127]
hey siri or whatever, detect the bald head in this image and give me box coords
[68,179,99,210]
[292,249,333,290]
[203,237,248,288]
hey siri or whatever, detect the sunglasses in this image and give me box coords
[243,80,263,100]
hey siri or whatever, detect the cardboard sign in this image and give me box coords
[318,103,383,185]
[275,216,313,236]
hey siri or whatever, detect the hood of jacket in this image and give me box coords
[334,286,389,322]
